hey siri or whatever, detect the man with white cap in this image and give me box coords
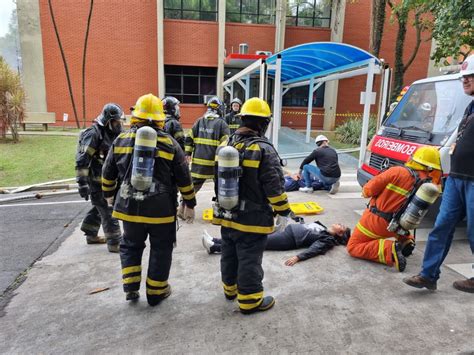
[297,134,341,194]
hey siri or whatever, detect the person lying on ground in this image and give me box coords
[283,171,325,192]
[202,221,351,266]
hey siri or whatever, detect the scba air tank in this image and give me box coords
[131,126,157,191]
[399,182,440,230]
[217,146,241,211]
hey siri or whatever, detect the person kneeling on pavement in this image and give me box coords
[102,93,196,306]
[203,221,350,266]
[297,135,341,194]
[283,170,325,192]
[347,146,442,272]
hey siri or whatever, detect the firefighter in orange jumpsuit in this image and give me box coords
[347,146,442,272]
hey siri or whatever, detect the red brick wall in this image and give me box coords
[164,19,218,67]
[337,0,432,125]
[284,26,331,48]
[225,23,275,55]
[180,104,207,128]
[39,0,158,126]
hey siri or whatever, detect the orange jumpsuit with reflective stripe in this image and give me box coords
[347,166,434,267]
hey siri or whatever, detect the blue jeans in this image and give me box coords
[420,176,474,281]
[302,164,339,189]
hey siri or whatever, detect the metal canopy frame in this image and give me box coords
[223,42,389,165]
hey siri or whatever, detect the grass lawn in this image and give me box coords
[0,135,77,187]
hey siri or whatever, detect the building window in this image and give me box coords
[286,0,331,27]
[164,0,218,21]
[282,84,325,107]
[165,65,217,104]
[226,0,276,24]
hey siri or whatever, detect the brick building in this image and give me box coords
[17,0,435,129]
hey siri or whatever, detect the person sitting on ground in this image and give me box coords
[297,135,341,194]
[283,170,324,192]
[202,221,351,266]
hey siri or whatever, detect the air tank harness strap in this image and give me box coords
[368,205,394,222]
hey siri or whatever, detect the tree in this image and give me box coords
[0,56,25,142]
[369,0,387,58]
[429,0,473,64]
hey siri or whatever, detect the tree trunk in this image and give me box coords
[392,13,407,102]
[370,0,387,58]
[82,0,94,128]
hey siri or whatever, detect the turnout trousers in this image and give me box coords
[120,221,175,304]
[220,227,268,312]
[80,191,121,245]
[347,209,413,267]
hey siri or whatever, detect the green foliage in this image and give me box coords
[335,116,377,145]
[0,56,25,142]
[429,0,473,64]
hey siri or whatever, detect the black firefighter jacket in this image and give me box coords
[75,123,118,193]
[184,111,230,180]
[225,111,242,135]
[102,126,196,224]
[164,114,185,150]
[212,127,291,234]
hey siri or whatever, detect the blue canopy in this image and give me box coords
[265,42,381,84]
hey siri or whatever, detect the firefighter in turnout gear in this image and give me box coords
[212,97,291,314]
[102,93,196,306]
[76,103,123,252]
[225,97,243,134]
[347,146,442,272]
[163,96,185,150]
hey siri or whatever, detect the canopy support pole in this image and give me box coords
[305,77,315,144]
[245,74,250,101]
[259,60,266,99]
[359,58,376,167]
[272,55,282,149]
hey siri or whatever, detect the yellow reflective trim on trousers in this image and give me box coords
[194,137,220,146]
[242,159,260,168]
[112,211,175,224]
[76,168,89,177]
[182,191,196,200]
[386,183,409,197]
[355,222,383,239]
[114,146,133,154]
[146,286,170,295]
[178,184,194,193]
[102,177,116,185]
[123,276,141,284]
[156,150,174,160]
[146,277,168,287]
[102,185,116,192]
[273,203,291,212]
[237,291,264,301]
[193,157,216,166]
[122,265,141,275]
[223,283,237,291]
[191,172,214,179]
[212,218,274,234]
[378,239,386,264]
[239,299,263,310]
[267,193,288,204]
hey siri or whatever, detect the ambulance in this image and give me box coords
[357,73,472,187]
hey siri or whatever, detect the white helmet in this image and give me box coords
[315,134,329,145]
[460,54,474,76]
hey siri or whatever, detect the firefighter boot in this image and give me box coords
[403,275,437,290]
[401,238,416,257]
[147,286,172,307]
[392,242,407,272]
[86,235,106,244]
[107,242,120,253]
[126,291,140,302]
[240,296,275,315]
[453,278,474,293]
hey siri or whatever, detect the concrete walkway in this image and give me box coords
[0,176,473,353]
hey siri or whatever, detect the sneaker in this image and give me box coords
[147,286,172,307]
[453,278,474,293]
[107,243,120,253]
[86,235,106,244]
[392,242,407,272]
[299,186,313,193]
[202,232,215,254]
[403,274,437,290]
[329,181,340,194]
[126,291,140,301]
[240,296,275,315]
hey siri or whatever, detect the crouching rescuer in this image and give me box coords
[212,97,292,314]
[347,146,442,272]
[75,103,123,252]
[102,94,196,306]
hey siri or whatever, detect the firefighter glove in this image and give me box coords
[183,206,195,223]
[78,184,90,201]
